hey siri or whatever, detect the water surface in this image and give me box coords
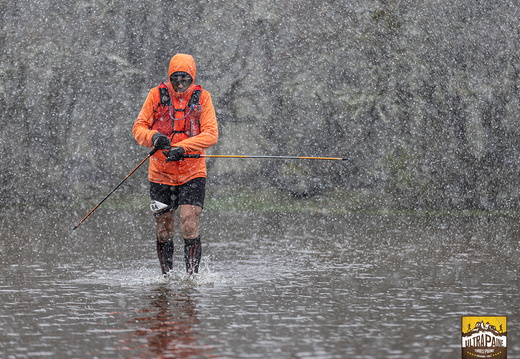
[1,207,519,358]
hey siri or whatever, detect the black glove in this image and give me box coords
[163,147,185,162]
[152,132,171,150]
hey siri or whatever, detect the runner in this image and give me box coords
[132,53,218,275]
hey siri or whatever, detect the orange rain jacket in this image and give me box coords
[132,54,218,186]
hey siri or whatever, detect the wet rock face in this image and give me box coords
[1,1,519,210]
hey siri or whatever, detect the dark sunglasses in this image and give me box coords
[170,72,193,87]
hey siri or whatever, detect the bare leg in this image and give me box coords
[179,205,202,239]
[155,210,175,242]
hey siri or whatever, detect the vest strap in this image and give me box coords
[188,90,202,108]
[159,87,171,106]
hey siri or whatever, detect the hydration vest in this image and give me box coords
[151,81,202,140]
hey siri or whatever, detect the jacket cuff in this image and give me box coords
[148,130,159,147]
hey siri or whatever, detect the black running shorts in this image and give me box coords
[149,177,206,215]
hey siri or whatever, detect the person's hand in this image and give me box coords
[152,132,171,150]
[163,147,185,162]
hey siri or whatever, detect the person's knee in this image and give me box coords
[156,227,172,242]
[180,217,198,238]
[180,206,200,238]
[155,212,175,242]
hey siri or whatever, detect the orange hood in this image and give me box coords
[168,53,197,96]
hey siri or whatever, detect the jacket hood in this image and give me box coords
[168,53,197,96]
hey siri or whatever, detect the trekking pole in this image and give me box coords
[72,149,157,230]
[182,154,347,161]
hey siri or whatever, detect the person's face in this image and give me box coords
[170,71,193,93]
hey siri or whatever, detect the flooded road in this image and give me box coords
[1,206,519,358]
